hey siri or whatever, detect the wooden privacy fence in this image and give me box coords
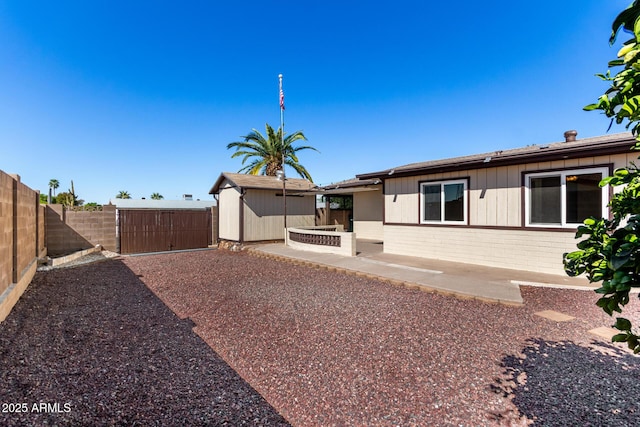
[315,208,353,231]
[119,209,213,254]
[0,172,45,322]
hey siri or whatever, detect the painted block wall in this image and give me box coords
[45,204,117,256]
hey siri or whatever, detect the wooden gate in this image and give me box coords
[119,209,212,254]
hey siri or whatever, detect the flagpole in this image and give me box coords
[279,74,287,230]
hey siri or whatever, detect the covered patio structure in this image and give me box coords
[319,178,383,240]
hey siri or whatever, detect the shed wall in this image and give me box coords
[217,182,240,241]
[243,189,315,241]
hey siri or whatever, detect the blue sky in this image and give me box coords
[0,1,630,204]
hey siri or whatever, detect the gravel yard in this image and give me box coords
[2,249,640,426]
[0,253,289,427]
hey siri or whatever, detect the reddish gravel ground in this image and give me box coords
[0,255,289,427]
[0,251,640,426]
[124,250,640,426]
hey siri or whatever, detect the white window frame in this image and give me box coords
[524,167,609,228]
[419,179,468,225]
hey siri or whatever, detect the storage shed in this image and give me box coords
[209,172,317,243]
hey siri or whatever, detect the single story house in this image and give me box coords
[209,172,317,243]
[353,131,637,275]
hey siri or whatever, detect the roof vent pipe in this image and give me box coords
[564,130,578,142]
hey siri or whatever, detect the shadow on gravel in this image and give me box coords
[492,338,640,426]
[0,259,290,427]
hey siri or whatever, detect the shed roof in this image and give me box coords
[357,132,636,180]
[209,172,318,194]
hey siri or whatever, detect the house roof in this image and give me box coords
[320,177,382,195]
[357,132,637,180]
[110,199,216,209]
[209,172,318,194]
[321,177,381,189]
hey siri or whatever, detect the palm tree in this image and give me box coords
[116,190,131,199]
[150,193,164,200]
[227,123,318,181]
[49,179,59,196]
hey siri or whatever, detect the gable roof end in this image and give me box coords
[209,172,318,194]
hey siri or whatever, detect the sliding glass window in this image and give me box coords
[420,180,467,224]
[525,167,608,227]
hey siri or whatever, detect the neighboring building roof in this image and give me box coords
[209,172,318,194]
[357,132,636,180]
[110,199,216,209]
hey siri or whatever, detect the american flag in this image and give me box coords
[279,85,285,110]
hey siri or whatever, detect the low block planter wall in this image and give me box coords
[286,226,356,257]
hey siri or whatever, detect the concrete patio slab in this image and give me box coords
[250,243,525,305]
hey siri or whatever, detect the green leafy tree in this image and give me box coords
[227,123,319,181]
[151,193,164,200]
[564,1,640,353]
[48,179,59,196]
[116,191,131,199]
[44,195,58,204]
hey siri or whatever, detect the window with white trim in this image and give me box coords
[525,167,609,227]
[420,179,467,224]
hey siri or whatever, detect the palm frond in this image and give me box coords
[238,158,267,175]
[286,160,314,182]
[226,122,317,179]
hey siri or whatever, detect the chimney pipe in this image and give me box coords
[564,130,578,142]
